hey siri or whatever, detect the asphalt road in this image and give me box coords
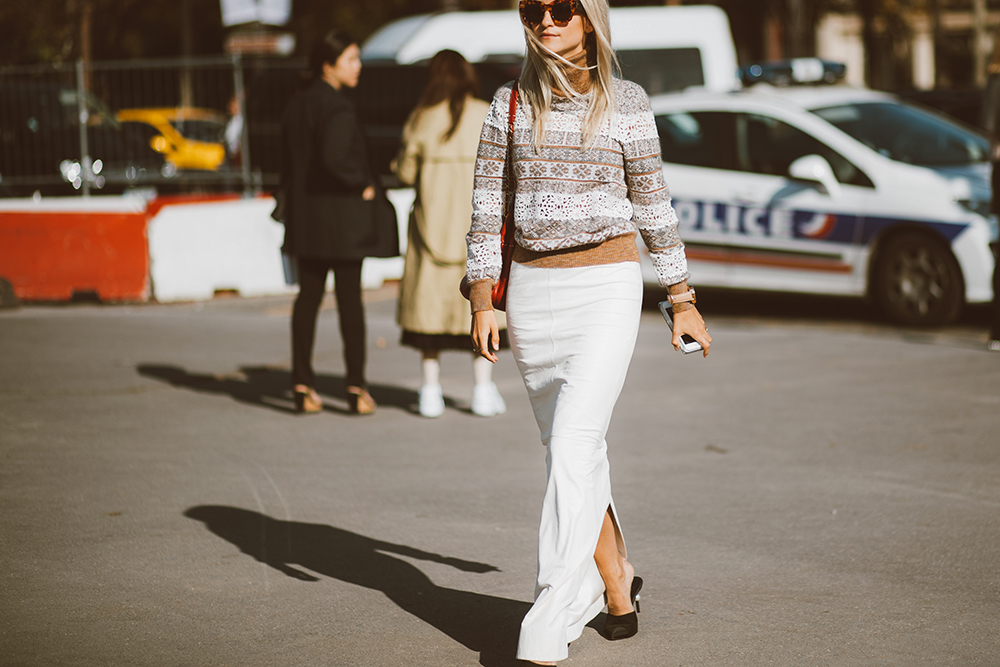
[1,287,998,666]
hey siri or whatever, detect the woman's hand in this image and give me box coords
[672,306,711,358]
[471,310,500,363]
[362,185,375,201]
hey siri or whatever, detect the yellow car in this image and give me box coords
[116,107,227,171]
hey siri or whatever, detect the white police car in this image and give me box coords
[646,79,996,326]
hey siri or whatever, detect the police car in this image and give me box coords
[646,69,996,326]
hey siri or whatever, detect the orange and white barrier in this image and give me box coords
[0,190,413,303]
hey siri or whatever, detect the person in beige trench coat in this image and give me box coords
[392,50,508,418]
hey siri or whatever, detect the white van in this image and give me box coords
[361,6,740,96]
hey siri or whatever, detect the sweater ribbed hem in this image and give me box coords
[512,232,640,269]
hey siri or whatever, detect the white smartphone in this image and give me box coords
[657,300,703,354]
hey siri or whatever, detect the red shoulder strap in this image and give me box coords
[508,81,518,134]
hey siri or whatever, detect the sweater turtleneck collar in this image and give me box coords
[555,49,593,97]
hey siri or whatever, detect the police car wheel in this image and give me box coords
[872,231,963,327]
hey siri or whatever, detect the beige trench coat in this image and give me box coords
[392,97,505,336]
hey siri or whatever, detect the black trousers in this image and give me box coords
[292,257,366,389]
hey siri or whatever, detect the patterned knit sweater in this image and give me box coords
[465,78,690,304]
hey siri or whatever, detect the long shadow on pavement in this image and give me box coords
[137,364,420,415]
[185,506,529,667]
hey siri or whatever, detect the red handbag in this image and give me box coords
[491,83,519,312]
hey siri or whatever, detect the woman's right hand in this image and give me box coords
[472,310,500,363]
[362,185,375,201]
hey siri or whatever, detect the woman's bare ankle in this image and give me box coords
[607,559,635,615]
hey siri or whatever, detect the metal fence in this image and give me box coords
[0,55,523,199]
[1,56,256,197]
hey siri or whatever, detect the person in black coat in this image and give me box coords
[282,30,379,413]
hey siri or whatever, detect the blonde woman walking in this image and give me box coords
[465,0,711,663]
[393,50,508,417]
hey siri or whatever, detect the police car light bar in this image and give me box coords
[739,58,846,87]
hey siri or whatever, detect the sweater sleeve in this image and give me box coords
[465,84,513,289]
[619,82,690,287]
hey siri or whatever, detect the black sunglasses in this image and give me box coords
[519,0,580,28]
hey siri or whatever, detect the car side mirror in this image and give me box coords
[788,154,841,197]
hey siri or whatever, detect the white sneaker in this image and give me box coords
[471,382,507,417]
[418,384,445,418]
[988,339,1000,352]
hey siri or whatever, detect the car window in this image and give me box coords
[82,121,164,170]
[655,111,738,171]
[171,119,225,144]
[811,101,989,167]
[119,121,163,150]
[739,113,874,188]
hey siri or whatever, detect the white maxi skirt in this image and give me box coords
[506,260,643,662]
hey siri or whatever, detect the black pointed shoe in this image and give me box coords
[602,576,643,641]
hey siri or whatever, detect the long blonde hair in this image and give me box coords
[519,0,619,152]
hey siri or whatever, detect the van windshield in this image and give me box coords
[811,101,989,167]
[617,48,705,95]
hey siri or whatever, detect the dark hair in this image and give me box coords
[309,30,357,78]
[413,50,481,142]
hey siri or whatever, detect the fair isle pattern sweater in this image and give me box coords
[465,78,690,289]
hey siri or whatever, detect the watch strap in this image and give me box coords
[668,288,696,305]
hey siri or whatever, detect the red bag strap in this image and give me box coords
[507,81,519,134]
[502,82,518,231]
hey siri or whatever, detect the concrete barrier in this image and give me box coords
[0,188,416,304]
[147,196,295,302]
[0,197,149,302]
[147,189,413,301]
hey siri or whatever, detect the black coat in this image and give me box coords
[280,79,378,260]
